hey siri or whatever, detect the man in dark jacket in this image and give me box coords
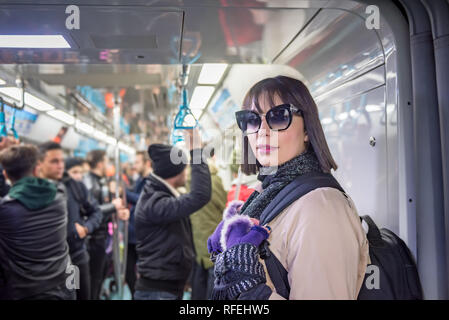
[37,143,103,300]
[125,150,152,297]
[63,157,103,300]
[83,149,129,300]
[0,144,74,300]
[134,130,211,300]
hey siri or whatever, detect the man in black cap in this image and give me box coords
[134,130,212,300]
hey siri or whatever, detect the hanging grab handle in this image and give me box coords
[173,84,198,130]
[9,108,19,139]
[0,97,8,139]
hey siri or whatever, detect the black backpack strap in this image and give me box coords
[259,172,346,300]
[259,241,290,299]
[360,215,383,246]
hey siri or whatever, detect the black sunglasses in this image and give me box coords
[235,104,303,134]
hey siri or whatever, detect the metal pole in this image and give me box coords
[112,90,125,299]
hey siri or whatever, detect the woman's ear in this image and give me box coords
[304,131,309,143]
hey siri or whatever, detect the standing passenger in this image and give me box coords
[209,76,369,300]
[38,143,103,300]
[134,129,211,300]
[125,151,152,297]
[83,149,129,300]
[0,144,74,300]
[63,157,103,300]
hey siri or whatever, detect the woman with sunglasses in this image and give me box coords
[208,76,369,300]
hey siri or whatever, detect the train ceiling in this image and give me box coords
[0,0,375,143]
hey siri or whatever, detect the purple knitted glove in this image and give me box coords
[207,200,244,254]
[223,200,245,220]
[208,220,225,254]
[220,215,270,251]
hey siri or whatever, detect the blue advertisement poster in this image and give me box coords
[76,86,107,114]
[4,104,39,136]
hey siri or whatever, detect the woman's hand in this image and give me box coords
[208,200,245,254]
[221,215,270,251]
[225,223,270,250]
[209,203,272,300]
[207,220,225,254]
[211,222,271,300]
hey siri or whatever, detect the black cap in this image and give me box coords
[148,143,187,179]
[65,157,84,171]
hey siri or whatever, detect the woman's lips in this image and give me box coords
[257,145,278,154]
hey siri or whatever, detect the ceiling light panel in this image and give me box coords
[197,64,228,85]
[0,35,70,48]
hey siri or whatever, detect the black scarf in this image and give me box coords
[240,149,322,220]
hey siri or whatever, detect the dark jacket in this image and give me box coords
[62,173,103,265]
[0,166,10,197]
[0,177,70,300]
[188,163,227,270]
[135,149,211,293]
[83,171,116,240]
[125,176,147,245]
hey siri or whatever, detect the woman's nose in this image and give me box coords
[259,115,270,134]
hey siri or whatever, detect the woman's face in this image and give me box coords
[247,94,308,167]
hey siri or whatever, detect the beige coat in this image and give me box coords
[261,187,370,300]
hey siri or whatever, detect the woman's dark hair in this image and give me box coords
[0,144,39,182]
[240,75,338,175]
[86,149,106,169]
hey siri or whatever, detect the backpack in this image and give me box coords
[258,171,423,300]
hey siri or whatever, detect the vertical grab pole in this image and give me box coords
[121,172,129,299]
[112,90,124,299]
